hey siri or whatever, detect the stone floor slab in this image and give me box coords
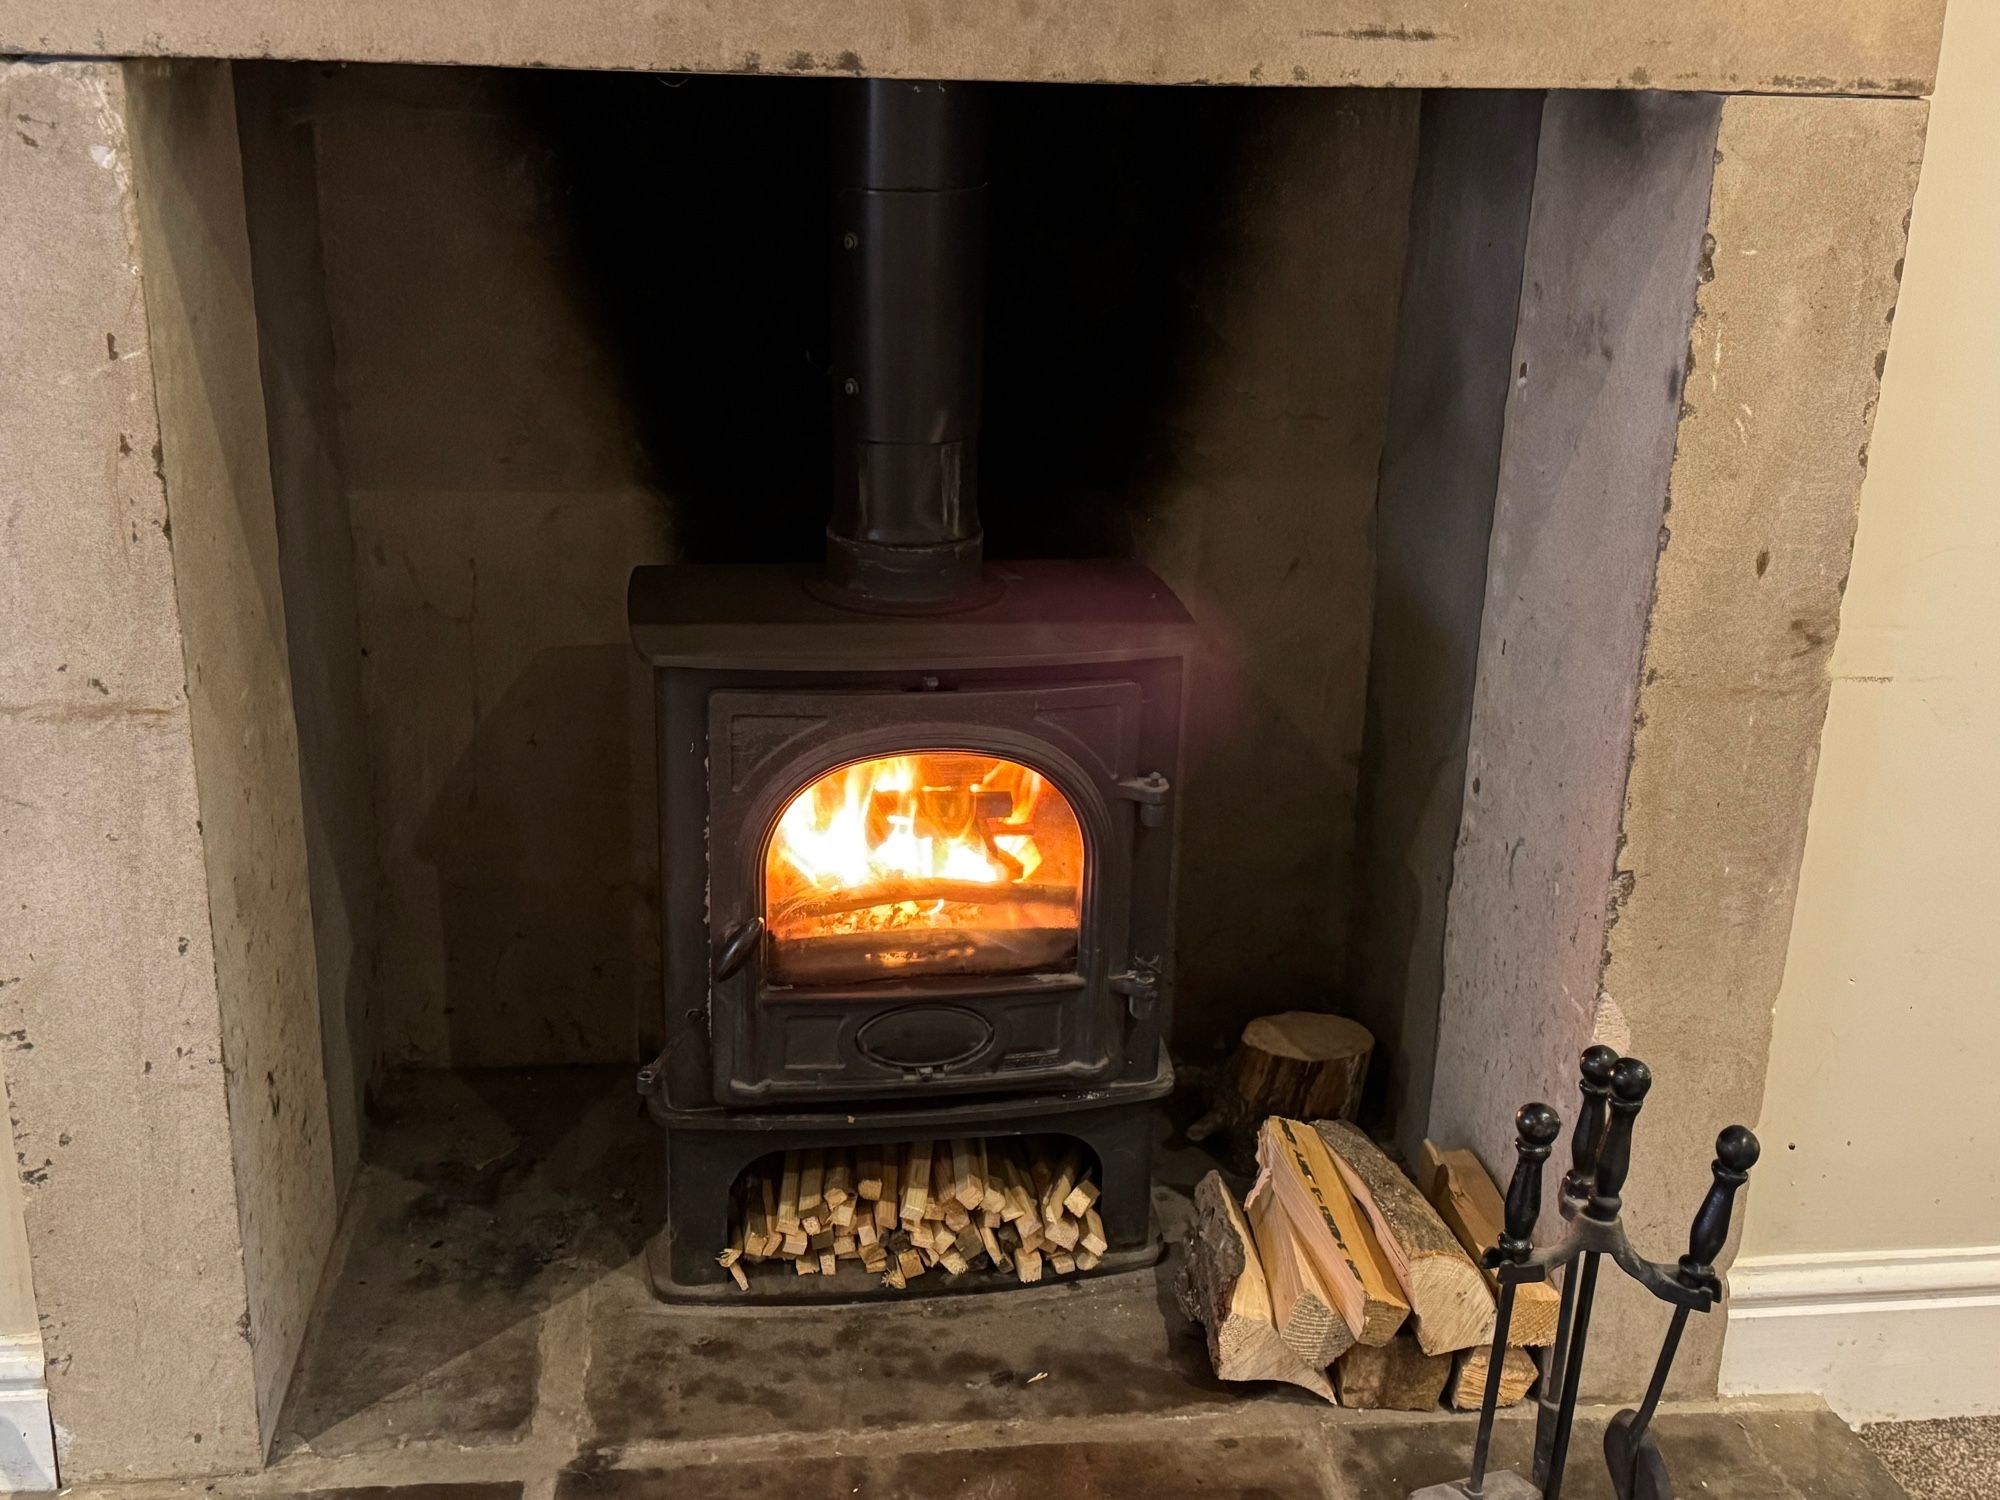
[557,1436,1330,1500]
[578,1251,1273,1452]
[1322,1406,1913,1500]
[273,1069,652,1457]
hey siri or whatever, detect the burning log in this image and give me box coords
[720,1136,1107,1291]
[1189,1012,1373,1151]
[770,878,1078,927]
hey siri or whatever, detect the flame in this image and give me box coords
[764,751,1084,980]
[771,753,1044,892]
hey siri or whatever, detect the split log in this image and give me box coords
[1190,1012,1374,1144]
[1245,1187,1354,1368]
[775,1151,803,1236]
[1315,1121,1494,1355]
[798,1148,826,1232]
[824,1149,852,1208]
[1449,1345,1539,1410]
[1417,1141,1562,1349]
[1335,1332,1451,1411]
[1174,1173,1335,1402]
[950,1138,984,1210]
[875,1158,899,1230]
[1254,1118,1409,1346]
[1081,1206,1108,1257]
[900,1140,933,1226]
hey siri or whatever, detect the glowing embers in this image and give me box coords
[765,752,1084,985]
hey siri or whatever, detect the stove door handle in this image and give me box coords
[713,917,764,981]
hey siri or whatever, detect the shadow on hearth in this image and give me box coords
[272,1067,1266,1462]
[273,1067,655,1458]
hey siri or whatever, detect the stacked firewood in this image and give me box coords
[719,1136,1109,1291]
[1176,1116,1553,1411]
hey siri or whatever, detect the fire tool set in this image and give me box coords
[1414,1047,1760,1500]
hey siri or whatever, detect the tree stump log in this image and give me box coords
[1189,1012,1374,1147]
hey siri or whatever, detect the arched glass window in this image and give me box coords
[764,751,1084,986]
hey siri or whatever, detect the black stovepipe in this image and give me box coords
[826,77,988,608]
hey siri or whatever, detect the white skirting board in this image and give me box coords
[0,1332,55,1491]
[1720,1246,2000,1425]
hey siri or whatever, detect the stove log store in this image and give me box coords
[629,79,1193,1301]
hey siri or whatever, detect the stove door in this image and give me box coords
[705,680,1153,1103]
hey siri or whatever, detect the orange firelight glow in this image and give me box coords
[763,752,1084,985]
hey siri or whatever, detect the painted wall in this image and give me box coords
[1741,0,1999,1264]
[1724,0,1999,1424]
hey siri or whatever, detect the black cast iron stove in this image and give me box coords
[629,79,1192,1300]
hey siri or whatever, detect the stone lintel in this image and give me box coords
[0,0,1945,98]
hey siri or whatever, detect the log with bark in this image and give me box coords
[1189,1012,1374,1148]
[1417,1140,1562,1349]
[1173,1172,1335,1403]
[1334,1332,1452,1411]
[1315,1120,1494,1355]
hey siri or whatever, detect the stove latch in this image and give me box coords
[1113,771,1172,827]
[1110,956,1162,1019]
[712,916,764,980]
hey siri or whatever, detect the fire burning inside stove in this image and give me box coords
[764,752,1085,986]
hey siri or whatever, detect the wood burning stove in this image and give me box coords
[629,77,1194,1299]
[629,561,1191,1297]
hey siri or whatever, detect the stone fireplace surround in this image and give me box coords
[0,0,1936,1483]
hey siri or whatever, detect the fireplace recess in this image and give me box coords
[629,78,1195,1299]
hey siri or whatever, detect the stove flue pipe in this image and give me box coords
[827,79,987,608]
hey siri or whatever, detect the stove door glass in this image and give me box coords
[764,751,1085,986]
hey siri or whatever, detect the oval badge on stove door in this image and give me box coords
[855,1005,994,1071]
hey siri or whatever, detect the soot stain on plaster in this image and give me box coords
[1756,549,1771,578]
[105,332,117,359]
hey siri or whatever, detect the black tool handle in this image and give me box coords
[1493,1102,1562,1263]
[1587,1057,1652,1222]
[1563,1045,1620,1201]
[1679,1125,1760,1292]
